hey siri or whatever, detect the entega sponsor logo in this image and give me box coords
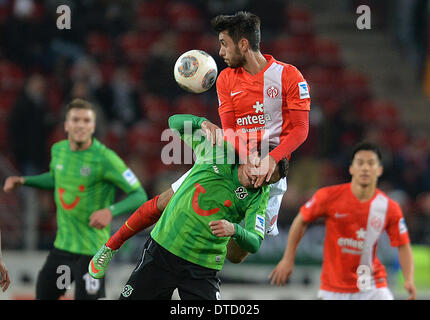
[236,113,272,126]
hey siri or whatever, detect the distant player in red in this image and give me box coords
[269,142,416,300]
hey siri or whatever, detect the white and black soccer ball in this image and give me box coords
[174,49,218,94]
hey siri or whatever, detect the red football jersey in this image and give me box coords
[216,55,310,161]
[300,183,410,293]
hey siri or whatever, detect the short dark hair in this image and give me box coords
[351,141,382,163]
[65,98,96,119]
[277,158,289,179]
[211,11,261,51]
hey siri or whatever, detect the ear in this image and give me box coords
[239,38,249,52]
[377,165,383,178]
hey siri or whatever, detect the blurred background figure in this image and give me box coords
[8,73,54,175]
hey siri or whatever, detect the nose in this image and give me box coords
[219,46,225,57]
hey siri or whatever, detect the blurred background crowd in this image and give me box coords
[0,0,429,295]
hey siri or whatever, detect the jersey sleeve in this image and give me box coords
[385,201,410,247]
[283,65,311,111]
[300,188,329,222]
[102,149,142,194]
[243,187,270,240]
[216,70,234,117]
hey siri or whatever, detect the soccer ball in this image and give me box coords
[174,49,218,93]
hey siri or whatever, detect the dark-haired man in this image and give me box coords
[196,11,311,237]
[269,142,416,300]
[3,98,147,300]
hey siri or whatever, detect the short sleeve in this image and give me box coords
[283,65,311,111]
[385,201,410,247]
[300,188,328,222]
[103,149,141,194]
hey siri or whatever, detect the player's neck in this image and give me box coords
[243,51,267,76]
[69,138,93,151]
[351,182,376,202]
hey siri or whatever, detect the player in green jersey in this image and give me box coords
[3,98,147,300]
[90,114,288,299]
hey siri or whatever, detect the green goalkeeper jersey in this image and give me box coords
[25,138,145,255]
[151,115,269,270]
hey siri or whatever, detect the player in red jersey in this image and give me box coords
[269,142,416,300]
[98,12,310,262]
[195,11,310,238]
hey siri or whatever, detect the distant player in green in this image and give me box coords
[3,98,147,299]
[89,114,288,300]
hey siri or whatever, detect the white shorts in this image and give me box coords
[171,169,287,236]
[317,287,394,300]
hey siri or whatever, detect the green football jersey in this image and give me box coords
[46,139,141,255]
[151,115,269,270]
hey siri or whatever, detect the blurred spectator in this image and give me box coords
[8,73,54,174]
[95,66,141,127]
[142,31,183,100]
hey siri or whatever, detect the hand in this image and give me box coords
[403,280,416,300]
[89,208,113,229]
[201,121,223,146]
[3,176,24,193]
[0,260,10,292]
[242,152,260,185]
[209,219,235,237]
[269,258,294,286]
[253,155,277,188]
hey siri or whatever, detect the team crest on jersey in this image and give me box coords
[370,216,383,231]
[235,186,248,200]
[266,85,280,99]
[80,166,91,177]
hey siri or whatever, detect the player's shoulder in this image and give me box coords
[92,139,120,158]
[318,183,349,198]
[51,139,68,152]
[376,188,403,213]
[271,56,303,74]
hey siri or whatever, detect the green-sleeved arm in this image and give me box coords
[109,187,148,217]
[232,223,263,253]
[168,114,208,134]
[23,172,55,189]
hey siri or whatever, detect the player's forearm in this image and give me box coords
[232,224,262,253]
[23,172,55,189]
[109,187,148,217]
[282,213,308,261]
[398,243,414,283]
[269,110,309,163]
[168,114,209,133]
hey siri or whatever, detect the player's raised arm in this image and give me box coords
[90,148,148,230]
[269,212,308,286]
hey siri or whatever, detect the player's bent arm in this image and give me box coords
[168,114,209,134]
[281,212,308,261]
[231,223,262,254]
[226,238,249,264]
[22,172,55,189]
[397,243,416,299]
[109,187,148,217]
